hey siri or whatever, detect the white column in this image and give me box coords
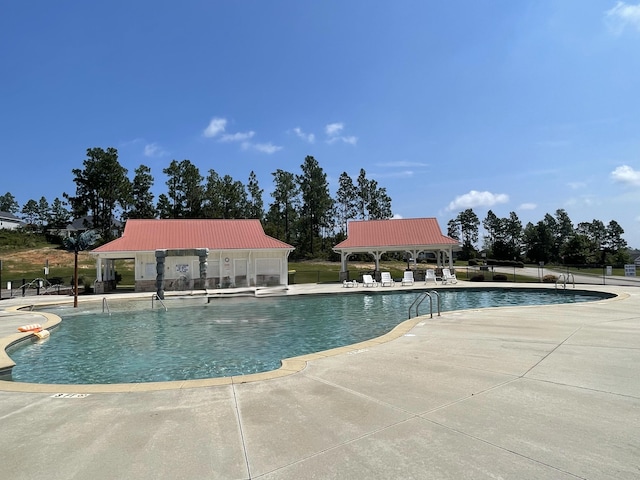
[341,251,349,272]
[370,251,383,271]
[95,257,103,282]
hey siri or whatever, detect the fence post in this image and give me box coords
[22,278,26,297]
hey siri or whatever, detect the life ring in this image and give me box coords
[18,324,42,333]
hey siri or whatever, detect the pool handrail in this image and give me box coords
[409,290,440,319]
[555,273,575,290]
[152,293,168,311]
[102,297,111,316]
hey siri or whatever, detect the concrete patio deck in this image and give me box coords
[0,282,638,479]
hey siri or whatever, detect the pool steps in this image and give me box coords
[205,285,289,301]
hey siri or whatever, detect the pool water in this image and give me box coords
[8,289,610,384]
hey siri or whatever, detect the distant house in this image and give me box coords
[91,219,294,294]
[58,216,122,238]
[0,211,24,230]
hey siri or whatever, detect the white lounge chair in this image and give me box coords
[380,272,394,286]
[425,269,437,284]
[362,274,378,287]
[442,268,457,284]
[401,270,414,285]
[342,279,358,288]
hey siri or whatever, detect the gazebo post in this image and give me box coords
[339,252,350,282]
[369,251,384,281]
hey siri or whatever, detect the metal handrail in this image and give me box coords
[152,293,168,311]
[102,297,111,315]
[428,290,441,316]
[555,273,575,290]
[409,292,426,318]
[416,293,432,318]
[409,290,440,319]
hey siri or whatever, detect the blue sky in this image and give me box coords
[2,1,640,248]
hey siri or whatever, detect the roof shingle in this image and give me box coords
[334,218,459,250]
[93,219,294,253]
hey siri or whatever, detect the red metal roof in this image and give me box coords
[92,219,294,253]
[334,218,459,250]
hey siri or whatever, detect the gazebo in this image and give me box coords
[333,218,460,281]
[91,219,294,295]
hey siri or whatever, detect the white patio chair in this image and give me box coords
[362,274,378,287]
[442,268,458,284]
[425,269,437,284]
[380,272,394,286]
[401,270,414,285]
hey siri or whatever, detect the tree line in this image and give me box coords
[447,208,630,266]
[0,147,393,260]
[2,146,632,264]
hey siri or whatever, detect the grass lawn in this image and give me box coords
[2,232,617,288]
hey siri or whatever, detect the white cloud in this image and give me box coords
[202,116,280,153]
[292,127,315,143]
[611,165,640,186]
[143,143,168,157]
[446,190,509,211]
[605,2,640,33]
[120,138,144,147]
[325,122,358,145]
[220,131,255,142]
[371,170,414,178]
[519,203,537,210]
[376,161,429,168]
[203,117,227,138]
[242,142,283,154]
[564,195,601,208]
[325,123,344,136]
[392,213,403,219]
[567,181,587,190]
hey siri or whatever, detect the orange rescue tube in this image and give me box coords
[18,324,43,333]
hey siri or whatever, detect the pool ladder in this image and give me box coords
[102,297,111,315]
[409,290,440,319]
[555,273,575,290]
[152,293,168,311]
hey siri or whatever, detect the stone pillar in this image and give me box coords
[155,250,166,299]
[196,248,209,289]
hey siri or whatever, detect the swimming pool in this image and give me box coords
[7,288,611,384]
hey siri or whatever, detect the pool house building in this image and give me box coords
[333,217,461,281]
[91,219,294,294]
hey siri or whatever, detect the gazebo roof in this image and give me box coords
[334,218,459,252]
[92,219,294,253]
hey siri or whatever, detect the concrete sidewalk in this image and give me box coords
[0,283,638,479]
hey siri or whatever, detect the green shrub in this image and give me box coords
[542,274,557,283]
[470,274,485,282]
[493,273,508,282]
